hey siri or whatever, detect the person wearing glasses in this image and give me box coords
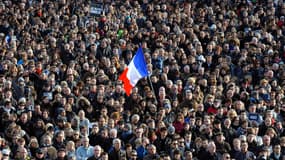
[222,153,231,160]
[1,149,10,160]
[130,150,137,160]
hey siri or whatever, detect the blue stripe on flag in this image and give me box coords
[133,47,149,77]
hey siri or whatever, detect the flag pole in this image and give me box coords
[147,73,158,105]
[140,42,157,105]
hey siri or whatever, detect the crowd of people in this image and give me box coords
[0,0,285,159]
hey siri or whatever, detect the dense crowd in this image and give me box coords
[0,0,285,160]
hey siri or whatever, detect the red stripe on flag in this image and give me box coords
[119,68,133,96]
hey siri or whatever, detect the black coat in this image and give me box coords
[198,151,221,160]
[153,136,172,153]
[269,153,282,160]
[109,149,126,160]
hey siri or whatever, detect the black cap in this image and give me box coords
[0,70,5,77]
[213,119,221,124]
[173,150,180,155]
[4,98,11,104]
[214,132,224,137]
[36,148,44,154]
[58,147,66,152]
[261,146,269,152]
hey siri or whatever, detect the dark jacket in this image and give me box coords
[269,153,282,160]
[198,151,221,160]
[215,141,231,154]
[109,148,127,160]
[153,136,172,153]
[234,151,256,160]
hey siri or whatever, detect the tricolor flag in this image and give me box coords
[119,47,149,96]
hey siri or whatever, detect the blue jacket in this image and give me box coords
[76,145,94,160]
[136,145,147,160]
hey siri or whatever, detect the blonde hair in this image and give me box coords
[227,109,238,120]
[28,137,39,148]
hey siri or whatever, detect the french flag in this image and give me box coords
[119,47,149,96]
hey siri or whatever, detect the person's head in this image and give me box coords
[264,117,272,126]
[130,150,137,159]
[185,89,193,99]
[163,101,172,113]
[215,132,225,142]
[222,153,231,160]
[213,119,222,129]
[241,141,248,152]
[178,137,185,148]
[248,104,257,113]
[280,136,285,147]
[147,144,156,155]
[94,145,102,158]
[109,128,118,139]
[160,127,168,138]
[184,151,193,160]
[29,137,39,148]
[176,113,184,123]
[35,148,45,159]
[173,149,181,160]
[240,111,248,121]
[135,127,144,138]
[273,144,281,155]
[58,147,66,158]
[78,110,85,119]
[147,119,155,129]
[142,137,150,147]
[66,141,75,151]
[262,135,271,146]
[207,141,216,154]
[203,115,211,125]
[233,138,241,150]
[113,138,121,150]
[184,132,192,142]
[125,143,133,155]
[81,137,90,148]
[131,114,140,124]
[265,127,277,138]
[19,112,28,123]
[96,151,107,160]
[56,131,65,142]
[16,147,28,159]
[2,149,10,160]
[16,138,26,147]
[223,118,231,128]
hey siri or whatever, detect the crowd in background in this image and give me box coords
[0,0,285,160]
